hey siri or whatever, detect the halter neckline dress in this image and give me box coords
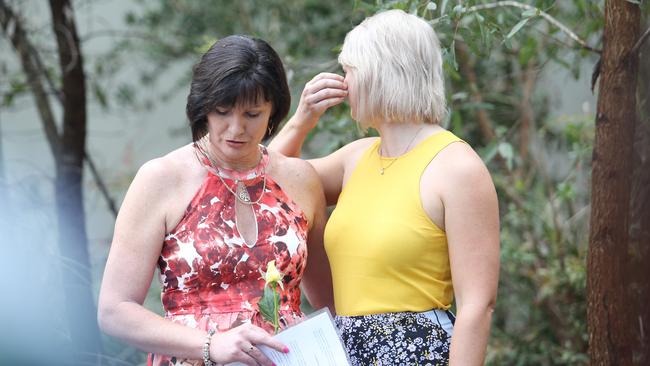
[149,145,308,366]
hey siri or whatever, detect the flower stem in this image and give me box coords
[272,283,279,334]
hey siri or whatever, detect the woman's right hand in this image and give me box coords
[292,72,348,132]
[209,323,288,366]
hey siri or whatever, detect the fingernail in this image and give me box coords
[283,346,290,353]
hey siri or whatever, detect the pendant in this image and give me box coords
[235,180,251,203]
[379,168,385,175]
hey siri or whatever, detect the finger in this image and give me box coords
[245,344,275,366]
[319,97,347,109]
[309,72,345,83]
[306,76,345,91]
[306,78,347,93]
[307,97,346,115]
[248,332,288,354]
[309,88,348,105]
[233,351,258,366]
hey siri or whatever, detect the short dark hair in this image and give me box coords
[186,35,291,141]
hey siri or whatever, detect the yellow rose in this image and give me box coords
[262,260,284,289]
[258,260,284,333]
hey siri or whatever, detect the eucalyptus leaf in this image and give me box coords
[506,17,530,39]
[498,142,515,170]
[498,142,514,160]
[521,8,539,18]
[481,142,499,164]
[451,91,468,101]
[462,101,495,111]
[440,0,448,15]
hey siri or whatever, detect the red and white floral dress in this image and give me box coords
[148,146,308,366]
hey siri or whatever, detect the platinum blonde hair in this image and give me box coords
[339,9,447,128]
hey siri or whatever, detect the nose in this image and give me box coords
[228,114,246,136]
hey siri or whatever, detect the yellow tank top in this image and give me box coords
[324,130,463,316]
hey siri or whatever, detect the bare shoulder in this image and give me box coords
[272,135,377,185]
[331,136,378,172]
[120,144,204,231]
[269,150,321,189]
[125,144,203,216]
[435,141,495,196]
[135,144,197,191]
[268,150,325,226]
[336,137,378,156]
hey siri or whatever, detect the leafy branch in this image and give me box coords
[432,1,601,54]
[0,1,118,218]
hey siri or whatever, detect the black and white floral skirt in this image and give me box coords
[335,309,455,366]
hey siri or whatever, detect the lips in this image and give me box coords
[225,139,247,148]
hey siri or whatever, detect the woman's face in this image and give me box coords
[206,100,272,170]
[343,66,358,120]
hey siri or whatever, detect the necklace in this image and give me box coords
[195,139,267,205]
[214,169,267,205]
[194,138,267,248]
[378,126,424,175]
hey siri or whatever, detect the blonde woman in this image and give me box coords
[271,10,500,365]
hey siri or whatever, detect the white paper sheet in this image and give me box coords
[227,308,350,366]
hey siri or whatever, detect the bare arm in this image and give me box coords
[270,73,378,206]
[440,145,500,366]
[299,164,335,312]
[269,72,347,157]
[97,159,286,366]
[271,72,360,206]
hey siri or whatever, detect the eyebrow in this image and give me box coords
[240,101,271,109]
[216,102,268,109]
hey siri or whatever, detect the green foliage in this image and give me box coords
[102,0,364,114]
[98,0,607,363]
[2,77,28,107]
[489,115,593,365]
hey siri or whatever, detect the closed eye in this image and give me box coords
[215,108,229,115]
[246,112,261,118]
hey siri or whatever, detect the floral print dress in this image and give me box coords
[335,309,455,366]
[148,146,308,366]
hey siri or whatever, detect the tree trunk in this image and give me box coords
[49,0,102,361]
[0,2,61,157]
[587,1,640,365]
[628,12,650,364]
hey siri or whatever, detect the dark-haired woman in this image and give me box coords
[98,35,332,366]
